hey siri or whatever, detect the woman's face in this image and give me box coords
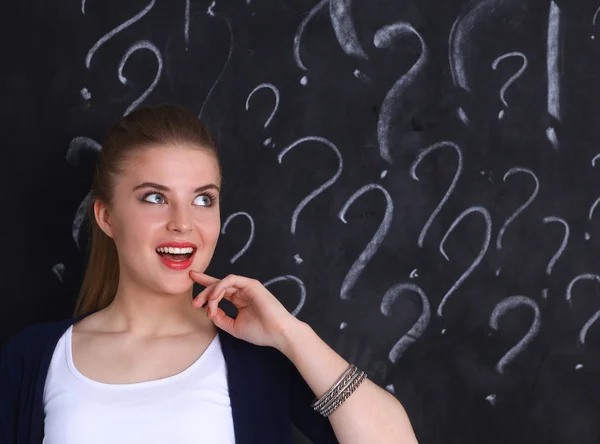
[96,143,221,295]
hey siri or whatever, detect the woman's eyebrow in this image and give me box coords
[132,182,220,193]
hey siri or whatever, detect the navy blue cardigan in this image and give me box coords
[0,309,338,443]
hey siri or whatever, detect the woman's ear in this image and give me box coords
[93,199,115,238]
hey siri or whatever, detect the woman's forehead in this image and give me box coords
[123,145,220,179]
[119,146,221,189]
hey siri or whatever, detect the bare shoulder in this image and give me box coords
[71,309,108,334]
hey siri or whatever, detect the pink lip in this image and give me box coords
[155,241,198,270]
[157,251,196,270]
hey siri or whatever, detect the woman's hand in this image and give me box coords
[189,271,301,351]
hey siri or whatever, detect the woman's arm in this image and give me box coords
[188,271,419,442]
[277,319,419,444]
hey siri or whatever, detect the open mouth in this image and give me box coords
[155,246,197,262]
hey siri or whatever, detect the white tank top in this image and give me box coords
[42,325,236,443]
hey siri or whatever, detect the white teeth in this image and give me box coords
[156,247,194,254]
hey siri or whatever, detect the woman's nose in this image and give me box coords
[166,205,193,233]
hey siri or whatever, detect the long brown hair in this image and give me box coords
[72,104,221,317]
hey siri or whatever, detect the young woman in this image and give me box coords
[0,104,418,443]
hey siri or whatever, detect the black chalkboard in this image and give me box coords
[3,0,600,443]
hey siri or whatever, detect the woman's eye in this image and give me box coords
[194,195,212,206]
[144,193,165,204]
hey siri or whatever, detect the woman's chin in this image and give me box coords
[154,279,194,296]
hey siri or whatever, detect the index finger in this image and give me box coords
[189,270,219,287]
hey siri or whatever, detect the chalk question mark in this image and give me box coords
[221,212,254,264]
[491,52,528,120]
[448,0,499,124]
[374,21,427,164]
[338,184,393,300]
[495,167,539,275]
[118,41,163,116]
[245,83,280,128]
[593,6,600,39]
[542,216,569,276]
[585,155,600,240]
[294,0,368,84]
[381,283,431,363]
[84,0,155,69]
[337,282,431,386]
[52,263,66,283]
[65,137,102,249]
[496,167,539,250]
[585,197,600,240]
[438,206,492,317]
[81,0,156,102]
[59,136,102,282]
[566,274,600,367]
[277,137,343,235]
[245,83,280,146]
[263,275,306,317]
[449,0,501,93]
[489,295,541,374]
[540,216,569,299]
[293,0,328,85]
[410,141,463,248]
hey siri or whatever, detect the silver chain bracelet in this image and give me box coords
[311,364,357,411]
[318,369,364,415]
[321,370,367,417]
[311,363,367,417]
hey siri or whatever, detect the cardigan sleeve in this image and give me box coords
[289,361,339,443]
[0,336,20,444]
